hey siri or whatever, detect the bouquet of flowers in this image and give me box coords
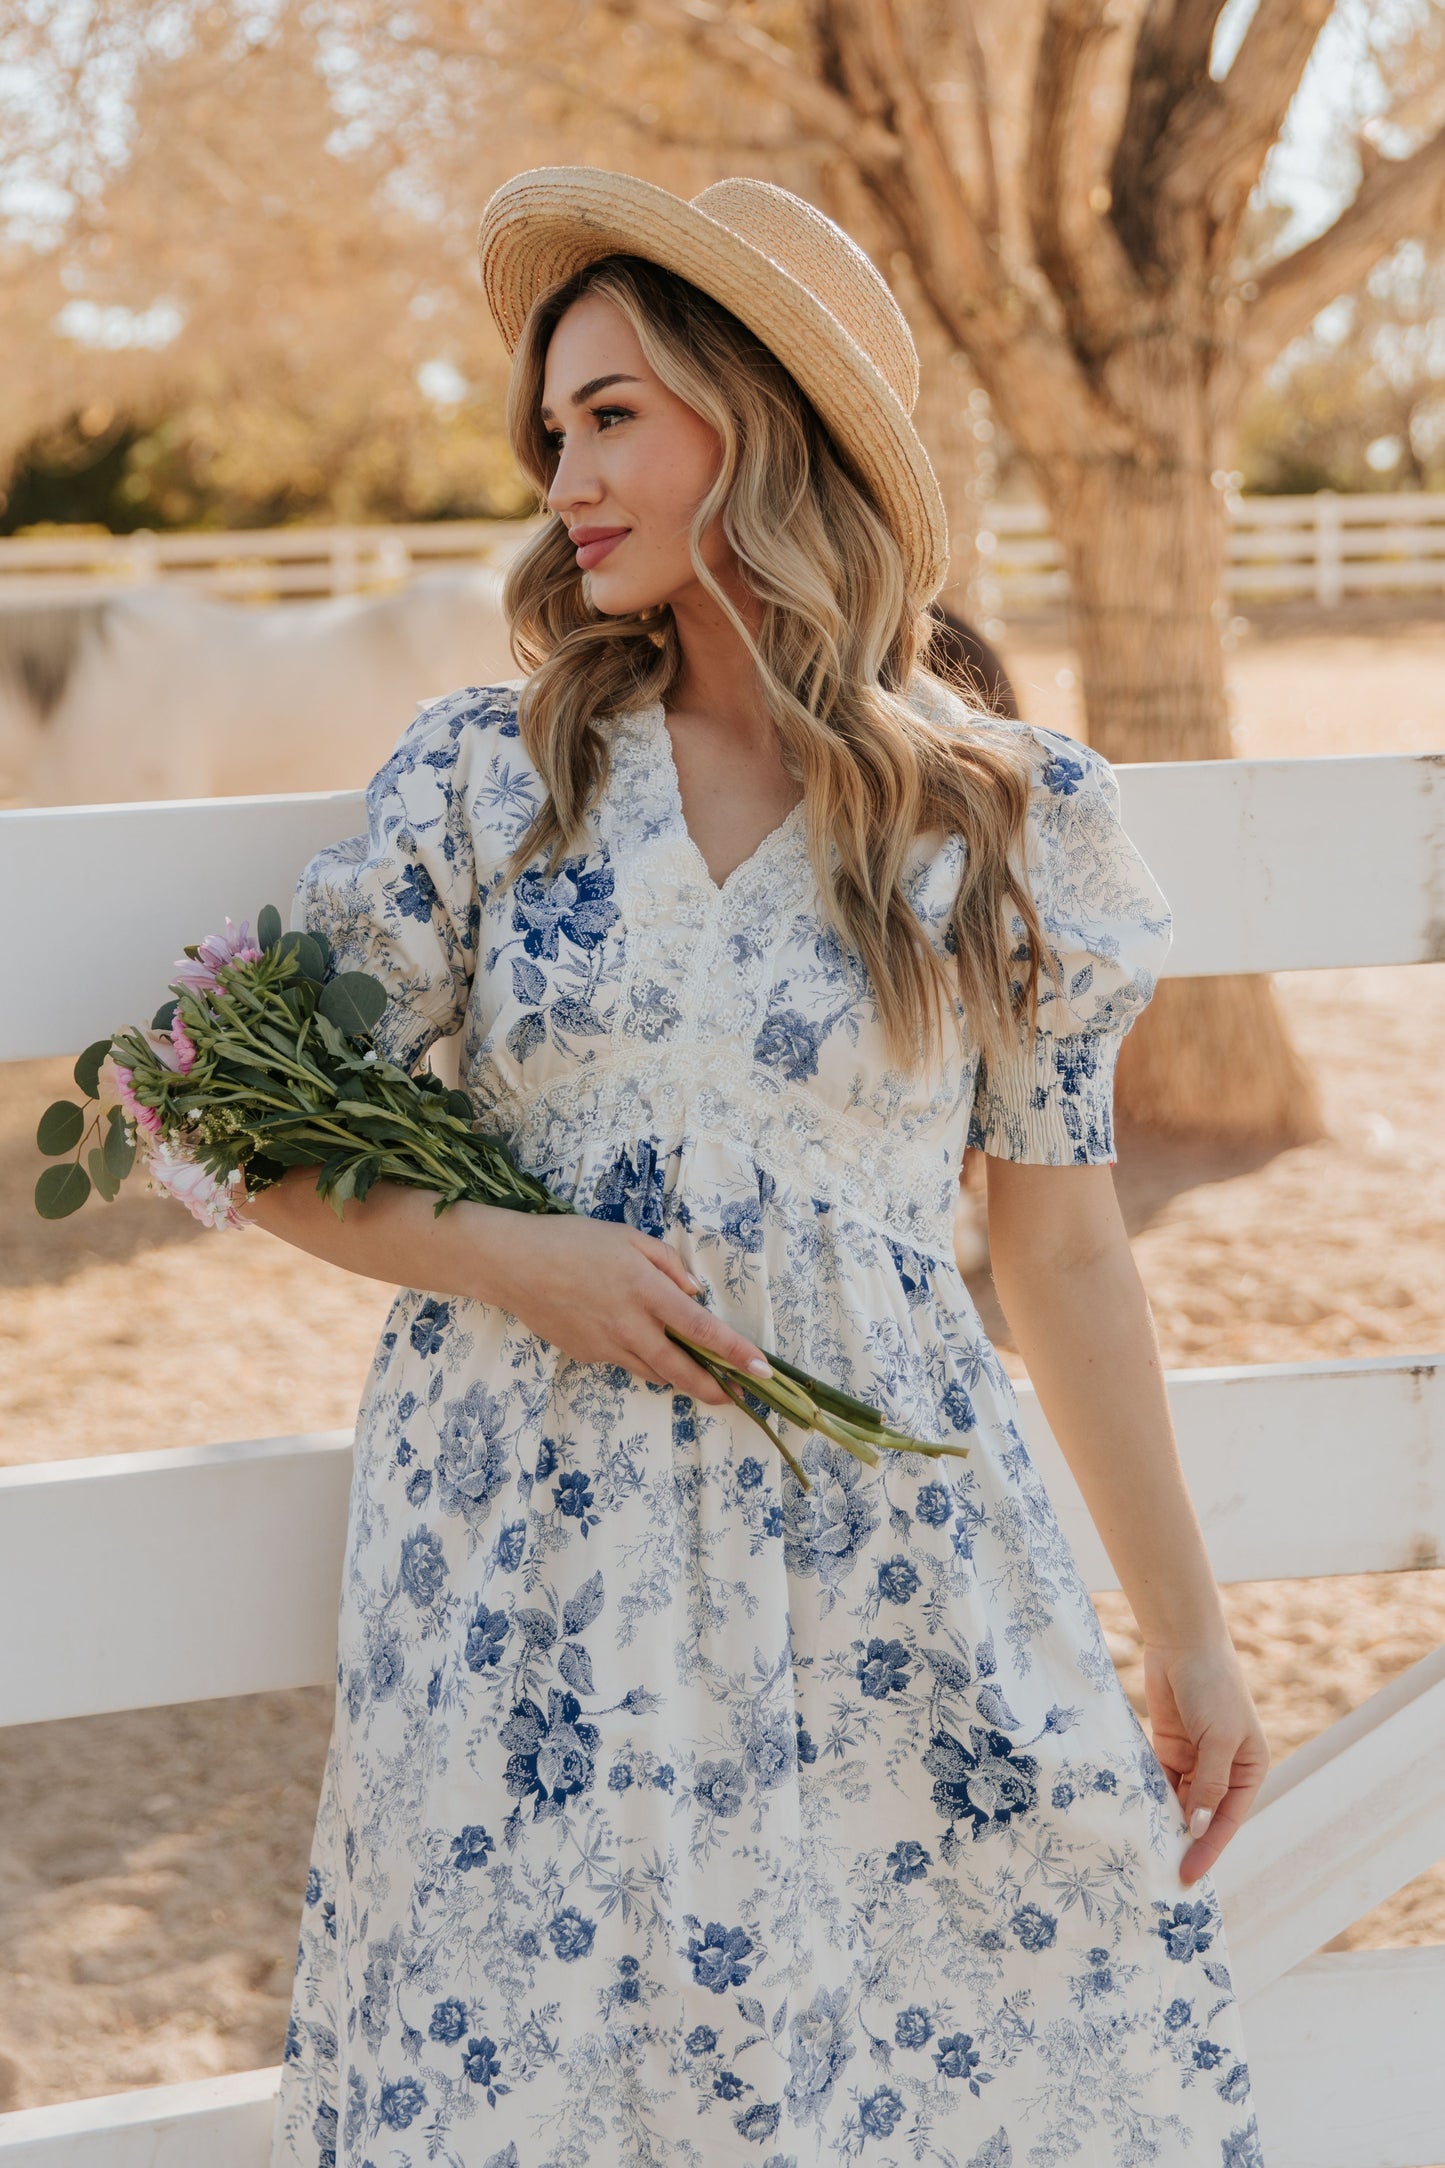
[33,908,967,1492]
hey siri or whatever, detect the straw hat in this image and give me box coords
[477,167,949,604]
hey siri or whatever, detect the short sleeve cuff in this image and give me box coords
[966,1027,1122,1166]
[371,1001,447,1076]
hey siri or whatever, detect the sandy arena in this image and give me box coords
[1,604,1442,2112]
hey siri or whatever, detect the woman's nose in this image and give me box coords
[547,442,602,518]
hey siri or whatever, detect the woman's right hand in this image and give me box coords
[491,1213,773,1405]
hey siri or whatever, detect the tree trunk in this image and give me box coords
[1053,457,1231,768]
[1041,433,1327,1148]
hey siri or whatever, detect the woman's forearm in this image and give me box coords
[239,1167,530,1308]
[989,1231,1229,1652]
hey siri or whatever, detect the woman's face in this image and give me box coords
[541,291,736,618]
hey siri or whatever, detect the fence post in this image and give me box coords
[331,532,358,597]
[126,528,160,586]
[375,535,411,586]
[1315,489,1343,609]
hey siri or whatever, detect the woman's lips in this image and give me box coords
[575,530,628,570]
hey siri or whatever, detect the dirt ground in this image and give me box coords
[1,603,1442,2114]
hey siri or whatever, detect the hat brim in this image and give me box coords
[478,167,949,604]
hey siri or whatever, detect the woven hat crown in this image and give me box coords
[689,179,920,415]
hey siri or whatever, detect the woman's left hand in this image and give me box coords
[1143,1638,1270,1885]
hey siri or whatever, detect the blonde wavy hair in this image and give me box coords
[500,253,1053,1073]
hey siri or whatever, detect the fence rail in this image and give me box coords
[0,1355,1438,1730]
[1,749,1443,2164]
[0,518,538,604]
[3,493,1445,615]
[974,489,1445,615]
[3,753,1442,1065]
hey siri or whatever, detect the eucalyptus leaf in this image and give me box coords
[88,1146,121,1202]
[319,972,387,1035]
[73,1038,114,1100]
[257,903,283,949]
[104,1118,136,1180]
[35,1162,91,1218]
[37,1100,85,1155]
[275,930,326,982]
[151,999,178,1033]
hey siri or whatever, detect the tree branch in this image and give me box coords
[405,29,801,155]
[1111,0,1230,268]
[815,0,1135,463]
[1027,0,1146,347]
[595,0,902,173]
[1155,0,1333,259]
[821,0,996,293]
[954,2,1001,246]
[1243,123,1445,366]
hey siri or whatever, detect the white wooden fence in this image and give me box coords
[0,518,536,605]
[1,749,1443,2163]
[4,493,1445,615]
[974,489,1445,616]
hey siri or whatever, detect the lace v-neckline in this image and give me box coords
[635,698,807,901]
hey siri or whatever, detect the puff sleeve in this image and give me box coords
[965,725,1172,1165]
[289,695,484,1072]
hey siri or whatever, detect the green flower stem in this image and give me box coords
[202,1001,331,1091]
[710,1368,812,1491]
[809,1409,883,1465]
[757,1347,888,1430]
[272,1118,467,1193]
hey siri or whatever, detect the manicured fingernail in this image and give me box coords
[1189,1807,1213,1839]
[687,1273,704,1293]
[747,1357,773,1378]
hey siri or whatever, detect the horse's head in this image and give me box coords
[0,597,114,805]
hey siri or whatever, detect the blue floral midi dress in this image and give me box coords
[271,679,1263,2168]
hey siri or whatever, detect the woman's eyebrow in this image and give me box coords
[539,372,642,421]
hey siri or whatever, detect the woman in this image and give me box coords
[252,170,1268,2168]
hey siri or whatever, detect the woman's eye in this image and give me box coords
[542,406,630,451]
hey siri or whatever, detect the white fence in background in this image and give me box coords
[975,489,1445,617]
[0,750,1443,2164]
[3,492,1445,615]
[0,518,539,605]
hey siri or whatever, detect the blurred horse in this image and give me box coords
[0,565,1022,809]
[0,565,518,806]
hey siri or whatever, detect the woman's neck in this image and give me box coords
[666,575,770,742]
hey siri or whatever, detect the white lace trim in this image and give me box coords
[478,1040,961,1261]
[597,701,816,1055]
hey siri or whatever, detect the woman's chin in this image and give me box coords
[584,574,668,620]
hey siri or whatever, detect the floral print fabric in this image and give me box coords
[271,681,1261,2168]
